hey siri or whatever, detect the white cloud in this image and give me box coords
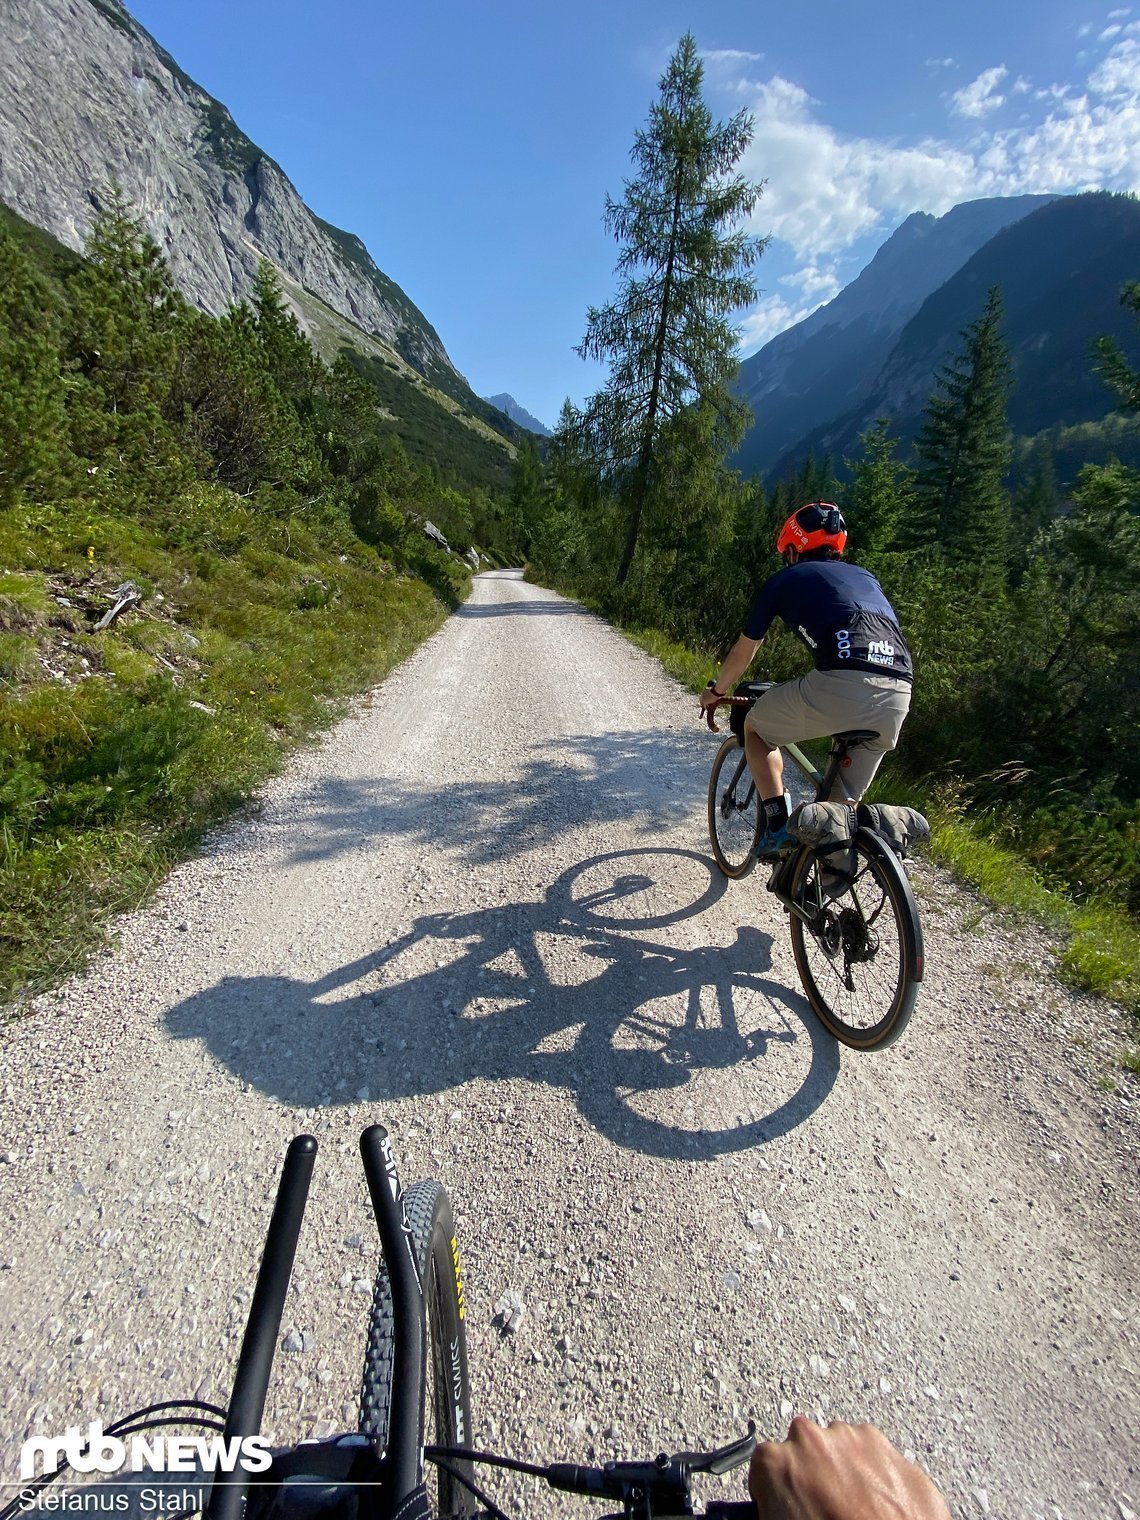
[1078,22,1095,36]
[1100,23,1124,39]
[721,38,1140,270]
[736,263,843,353]
[737,77,980,260]
[1108,6,1131,16]
[738,294,818,351]
[926,56,956,69]
[702,47,765,66]
[1089,34,1140,94]
[781,262,842,303]
[718,37,1140,348]
[951,65,1010,118]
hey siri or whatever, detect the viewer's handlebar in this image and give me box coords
[220,1428,760,1519]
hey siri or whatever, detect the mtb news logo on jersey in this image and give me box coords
[19,1422,273,1480]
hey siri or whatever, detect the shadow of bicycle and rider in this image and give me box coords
[272,728,718,871]
[167,845,840,1160]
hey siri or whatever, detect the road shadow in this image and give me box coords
[279,727,713,868]
[452,598,586,618]
[166,848,840,1159]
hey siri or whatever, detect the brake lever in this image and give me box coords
[673,1421,757,1476]
[545,1424,758,1517]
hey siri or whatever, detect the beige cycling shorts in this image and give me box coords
[744,667,912,799]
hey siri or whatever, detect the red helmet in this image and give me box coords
[776,502,847,558]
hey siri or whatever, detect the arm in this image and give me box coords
[698,634,761,712]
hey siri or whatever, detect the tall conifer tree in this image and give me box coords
[573,34,764,584]
[913,286,1012,575]
[845,420,915,566]
[66,185,184,466]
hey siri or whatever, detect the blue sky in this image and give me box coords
[126,0,1140,430]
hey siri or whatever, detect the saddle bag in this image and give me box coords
[788,801,857,897]
[728,679,771,740]
[788,800,853,848]
[856,803,930,859]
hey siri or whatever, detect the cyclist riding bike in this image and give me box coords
[698,503,913,858]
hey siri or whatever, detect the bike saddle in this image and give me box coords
[831,728,879,744]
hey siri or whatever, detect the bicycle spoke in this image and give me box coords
[790,843,910,1042]
[708,740,761,877]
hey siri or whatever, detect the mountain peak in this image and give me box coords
[733,193,1060,477]
[484,394,550,436]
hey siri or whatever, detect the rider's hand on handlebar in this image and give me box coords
[748,1417,951,1520]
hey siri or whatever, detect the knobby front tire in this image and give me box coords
[788,828,923,1050]
[360,1180,475,1517]
[708,736,762,878]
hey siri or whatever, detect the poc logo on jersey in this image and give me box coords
[19,1422,273,1479]
[836,629,851,659]
[868,639,896,665]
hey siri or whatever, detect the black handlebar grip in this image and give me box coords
[546,1464,609,1496]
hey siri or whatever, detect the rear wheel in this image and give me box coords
[708,737,762,878]
[788,829,922,1049]
[360,1180,474,1516]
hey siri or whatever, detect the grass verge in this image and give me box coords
[1,487,462,1007]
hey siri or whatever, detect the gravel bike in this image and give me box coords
[705,682,925,1050]
[8,1129,759,1520]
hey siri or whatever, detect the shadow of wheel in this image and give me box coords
[552,847,842,1156]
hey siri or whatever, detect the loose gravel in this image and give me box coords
[1,569,1137,1519]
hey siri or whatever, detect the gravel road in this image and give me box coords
[1,569,1137,1519]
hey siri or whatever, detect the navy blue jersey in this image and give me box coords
[743,559,913,681]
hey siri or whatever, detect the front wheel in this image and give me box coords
[360,1180,474,1516]
[708,736,762,878]
[788,829,923,1049]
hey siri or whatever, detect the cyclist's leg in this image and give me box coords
[826,677,912,801]
[744,678,820,844]
[745,672,834,811]
[744,721,783,799]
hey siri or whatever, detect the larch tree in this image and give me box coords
[573,33,764,585]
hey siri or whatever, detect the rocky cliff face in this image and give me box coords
[0,0,459,385]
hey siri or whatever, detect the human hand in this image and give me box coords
[748,1416,951,1520]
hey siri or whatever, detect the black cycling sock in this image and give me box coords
[763,796,789,830]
